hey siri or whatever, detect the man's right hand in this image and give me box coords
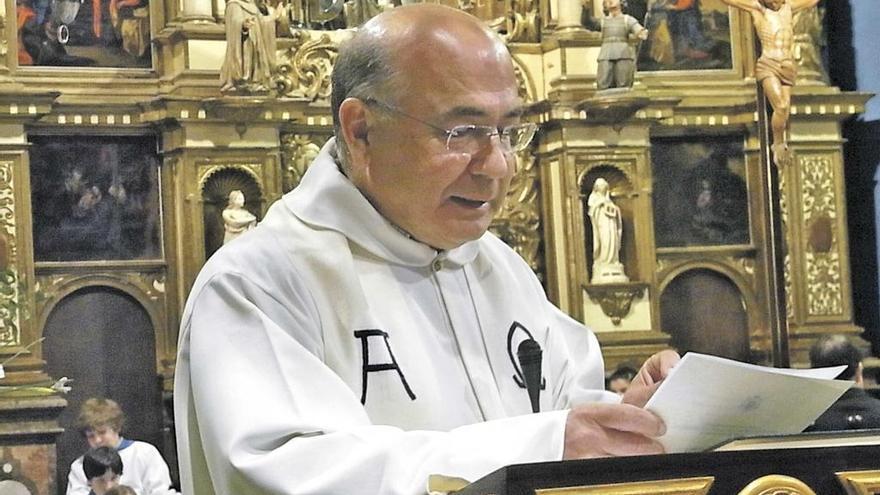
[563,403,666,459]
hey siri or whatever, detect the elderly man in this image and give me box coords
[174,4,678,494]
[806,335,880,431]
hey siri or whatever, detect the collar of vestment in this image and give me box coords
[284,137,480,268]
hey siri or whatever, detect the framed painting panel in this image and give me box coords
[30,135,162,262]
[636,0,735,72]
[16,0,152,68]
[652,135,750,248]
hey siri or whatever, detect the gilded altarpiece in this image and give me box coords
[0,0,869,478]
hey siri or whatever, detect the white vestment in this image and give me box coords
[67,439,177,495]
[174,138,616,495]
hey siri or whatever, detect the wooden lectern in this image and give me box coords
[456,443,880,495]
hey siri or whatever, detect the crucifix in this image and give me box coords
[718,0,821,366]
[719,0,822,167]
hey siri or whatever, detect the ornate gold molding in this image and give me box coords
[836,469,880,495]
[737,475,817,495]
[34,271,166,330]
[534,476,714,494]
[0,160,20,346]
[583,283,646,325]
[0,12,7,63]
[800,154,843,316]
[276,30,340,102]
[490,150,543,276]
[779,165,796,320]
[489,0,540,43]
[511,55,537,102]
[279,133,330,192]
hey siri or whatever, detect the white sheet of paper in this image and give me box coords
[644,352,852,453]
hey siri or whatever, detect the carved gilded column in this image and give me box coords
[780,90,871,364]
[0,92,58,384]
[554,0,585,33]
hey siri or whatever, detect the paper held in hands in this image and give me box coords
[644,352,853,453]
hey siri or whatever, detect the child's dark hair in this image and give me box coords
[83,446,123,480]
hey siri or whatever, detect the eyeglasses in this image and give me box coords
[365,98,537,155]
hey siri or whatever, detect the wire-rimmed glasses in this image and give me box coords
[365,98,537,155]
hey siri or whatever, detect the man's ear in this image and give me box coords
[338,97,371,169]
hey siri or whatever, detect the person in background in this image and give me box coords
[82,447,122,495]
[608,365,639,395]
[806,335,880,431]
[67,398,177,495]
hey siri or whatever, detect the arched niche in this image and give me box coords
[579,165,634,282]
[660,268,750,361]
[201,167,263,259]
[42,286,164,493]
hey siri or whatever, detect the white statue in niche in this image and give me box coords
[223,190,258,244]
[587,177,629,283]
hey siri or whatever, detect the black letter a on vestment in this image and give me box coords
[354,329,416,404]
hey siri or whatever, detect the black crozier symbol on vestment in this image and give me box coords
[354,329,416,404]
[506,321,546,390]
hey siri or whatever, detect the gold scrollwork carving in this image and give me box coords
[488,0,540,43]
[490,150,543,277]
[512,59,536,103]
[534,476,714,494]
[276,30,340,102]
[583,284,645,325]
[656,258,667,274]
[134,272,166,301]
[778,164,795,320]
[738,256,756,278]
[737,474,817,495]
[0,162,17,260]
[800,154,842,316]
[0,161,20,346]
[280,133,330,192]
[836,469,880,495]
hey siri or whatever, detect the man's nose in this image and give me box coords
[471,137,513,179]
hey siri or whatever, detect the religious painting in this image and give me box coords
[636,0,733,72]
[16,0,151,67]
[30,135,162,262]
[652,136,749,248]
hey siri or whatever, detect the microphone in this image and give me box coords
[517,339,543,413]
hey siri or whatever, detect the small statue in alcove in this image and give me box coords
[223,190,258,244]
[588,178,629,283]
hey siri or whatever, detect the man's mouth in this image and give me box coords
[450,196,489,209]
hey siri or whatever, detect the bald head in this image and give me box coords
[359,4,511,71]
[330,4,515,165]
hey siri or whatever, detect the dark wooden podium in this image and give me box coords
[456,444,880,495]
